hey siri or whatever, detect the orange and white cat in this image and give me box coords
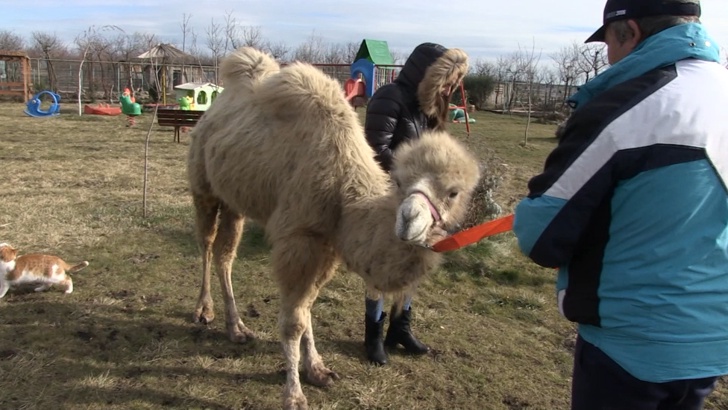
[0,243,89,298]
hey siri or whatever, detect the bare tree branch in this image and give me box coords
[263,40,290,61]
[206,18,224,84]
[75,25,123,114]
[0,30,24,50]
[223,10,239,52]
[293,31,325,63]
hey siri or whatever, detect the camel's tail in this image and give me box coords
[66,261,89,273]
[220,47,280,94]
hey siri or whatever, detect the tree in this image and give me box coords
[516,40,542,146]
[112,32,155,95]
[552,43,581,104]
[345,41,359,64]
[496,53,520,112]
[263,41,290,61]
[461,74,495,110]
[188,28,200,60]
[472,59,498,77]
[390,49,407,65]
[206,18,224,83]
[322,43,347,64]
[223,10,236,52]
[292,32,326,63]
[241,26,264,49]
[31,31,68,91]
[577,43,608,83]
[0,30,24,50]
[179,13,192,85]
[75,25,122,114]
[536,66,560,113]
[222,10,263,52]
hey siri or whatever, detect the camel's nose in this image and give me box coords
[447,223,462,236]
[395,194,432,244]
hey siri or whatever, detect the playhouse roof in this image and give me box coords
[354,39,395,65]
[174,82,223,91]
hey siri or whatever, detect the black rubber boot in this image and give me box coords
[384,308,430,354]
[364,312,388,365]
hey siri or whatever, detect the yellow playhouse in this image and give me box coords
[174,82,224,111]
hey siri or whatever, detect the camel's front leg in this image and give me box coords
[274,236,338,410]
[302,307,339,387]
[214,206,255,343]
[280,304,309,410]
[301,261,339,387]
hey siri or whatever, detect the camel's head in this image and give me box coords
[0,242,18,275]
[390,131,480,248]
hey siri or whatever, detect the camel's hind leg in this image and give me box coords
[274,236,338,410]
[192,194,220,325]
[213,204,254,343]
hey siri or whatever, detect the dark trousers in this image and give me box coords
[571,335,718,410]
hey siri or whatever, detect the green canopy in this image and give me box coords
[353,39,395,65]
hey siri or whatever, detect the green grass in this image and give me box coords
[0,103,724,410]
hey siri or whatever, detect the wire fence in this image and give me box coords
[25,58,403,104]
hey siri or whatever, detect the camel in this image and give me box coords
[187,47,480,410]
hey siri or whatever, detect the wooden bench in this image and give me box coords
[156,108,206,143]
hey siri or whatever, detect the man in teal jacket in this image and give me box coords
[513,0,728,408]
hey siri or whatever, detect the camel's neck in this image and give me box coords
[335,193,442,295]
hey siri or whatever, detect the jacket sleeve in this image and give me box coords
[364,89,402,172]
[513,119,617,268]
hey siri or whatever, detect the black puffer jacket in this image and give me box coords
[364,43,469,171]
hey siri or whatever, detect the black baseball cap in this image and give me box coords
[585,0,701,43]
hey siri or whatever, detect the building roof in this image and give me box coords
[137,43,193,61]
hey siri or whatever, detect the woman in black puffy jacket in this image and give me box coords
[363,42,469,365]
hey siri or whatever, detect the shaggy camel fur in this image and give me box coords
[187,47,480,410]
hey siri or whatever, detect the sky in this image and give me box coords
[2,0,728,64]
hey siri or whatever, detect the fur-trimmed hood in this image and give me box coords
[396,43,469,128]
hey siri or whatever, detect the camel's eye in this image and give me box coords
[449,191,459,199]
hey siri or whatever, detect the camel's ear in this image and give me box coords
[0,245,15,261]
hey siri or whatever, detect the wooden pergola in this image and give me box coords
[0,50,31,101]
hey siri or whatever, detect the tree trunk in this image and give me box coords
[524,79,532,146]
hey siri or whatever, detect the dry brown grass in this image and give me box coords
[0,103,724,410]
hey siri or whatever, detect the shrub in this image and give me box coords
[462,149,505,229]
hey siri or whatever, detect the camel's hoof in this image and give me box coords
[306,366,339,388]
[283,393,308,410]
[193,306,215,324]
[228,320,256,343]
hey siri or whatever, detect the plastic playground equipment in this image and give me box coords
[344,76,366,108]
[177,95,195,110]
[173,82,223,111]
[24,91,61,117]
[448,82,474,135]
[83,103,122,116]
[120,88,142,126]
[347,39,398,107]
[449,103,475,123]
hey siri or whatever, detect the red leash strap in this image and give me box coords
[432,214,514,253]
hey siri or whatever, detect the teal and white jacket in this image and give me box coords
[514,23,728,383]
